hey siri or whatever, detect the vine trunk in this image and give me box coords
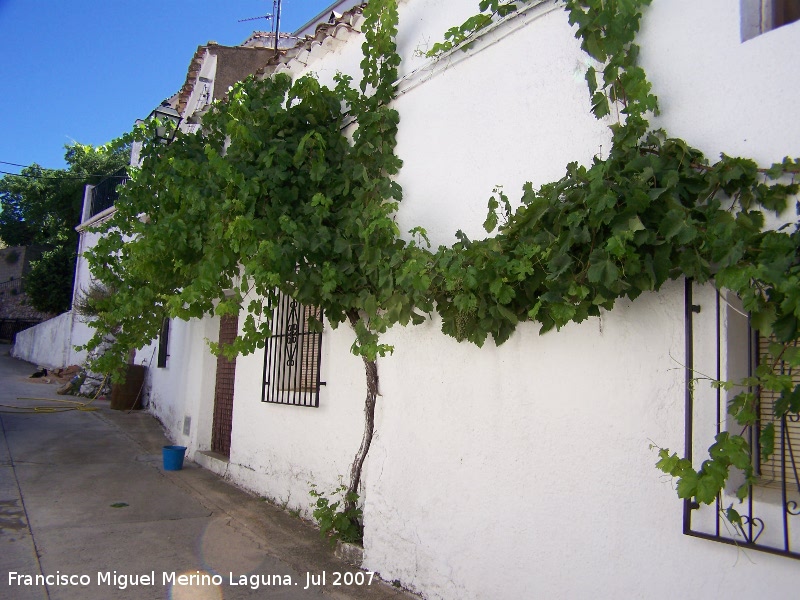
[345,311,379,522]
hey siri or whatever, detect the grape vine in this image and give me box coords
[82,0,799,529]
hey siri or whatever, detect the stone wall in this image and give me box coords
[0,245,26,285]
[0,245,55,321]
[0,288,54,320]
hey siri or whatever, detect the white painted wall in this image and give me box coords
[228,323,369,505]
[640,0,800,166]
[394,0,609,246]
[144,316,221,456]
[134,1,800,598]
[366,283,688,599]
[69,223,110,367]
[11,311,74,369]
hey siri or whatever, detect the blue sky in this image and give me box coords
[0,0,338,174]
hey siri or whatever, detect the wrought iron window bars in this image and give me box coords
[90,167,129,218]
[261,293,324,407]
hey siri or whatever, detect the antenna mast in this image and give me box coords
[237,0,284,54]
[273,0,282,54]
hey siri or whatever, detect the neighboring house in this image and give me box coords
[11,41,276,368]
[10,167,132,365]
[14,1,800,598]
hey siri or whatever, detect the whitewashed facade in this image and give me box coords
[16,1,800,598]
[151,2,800,598]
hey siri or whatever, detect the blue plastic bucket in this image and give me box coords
[162,445,187,471]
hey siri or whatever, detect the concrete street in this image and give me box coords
[0,345,414,600]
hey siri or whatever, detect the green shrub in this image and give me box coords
[309,484,362,545]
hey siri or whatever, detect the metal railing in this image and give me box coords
[90,168,129,218]
[0,278,23,293]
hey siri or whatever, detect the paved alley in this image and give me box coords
[0,345,414,600]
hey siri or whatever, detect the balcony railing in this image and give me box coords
[90,168,129,218]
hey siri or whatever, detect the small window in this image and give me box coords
[261,293,324,407]
[157,318,170,368]
[756,334,800,489]
[774,0,800,28]
[741,0,800,41]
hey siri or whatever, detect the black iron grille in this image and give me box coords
[684,279,800,560]
[261,293,323,407]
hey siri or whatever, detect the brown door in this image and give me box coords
[211,313,238,456]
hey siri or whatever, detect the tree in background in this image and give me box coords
[0,143,128,314]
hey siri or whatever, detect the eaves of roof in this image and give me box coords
[254,3,366,80]
[241,30,298,48]
[175,45,208,115]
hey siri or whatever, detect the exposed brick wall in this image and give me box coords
[211,313,239,456]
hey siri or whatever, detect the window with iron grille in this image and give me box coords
[261,293,324,407]
[684,280,800,559]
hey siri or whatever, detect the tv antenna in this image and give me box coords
[238,0,283,54]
